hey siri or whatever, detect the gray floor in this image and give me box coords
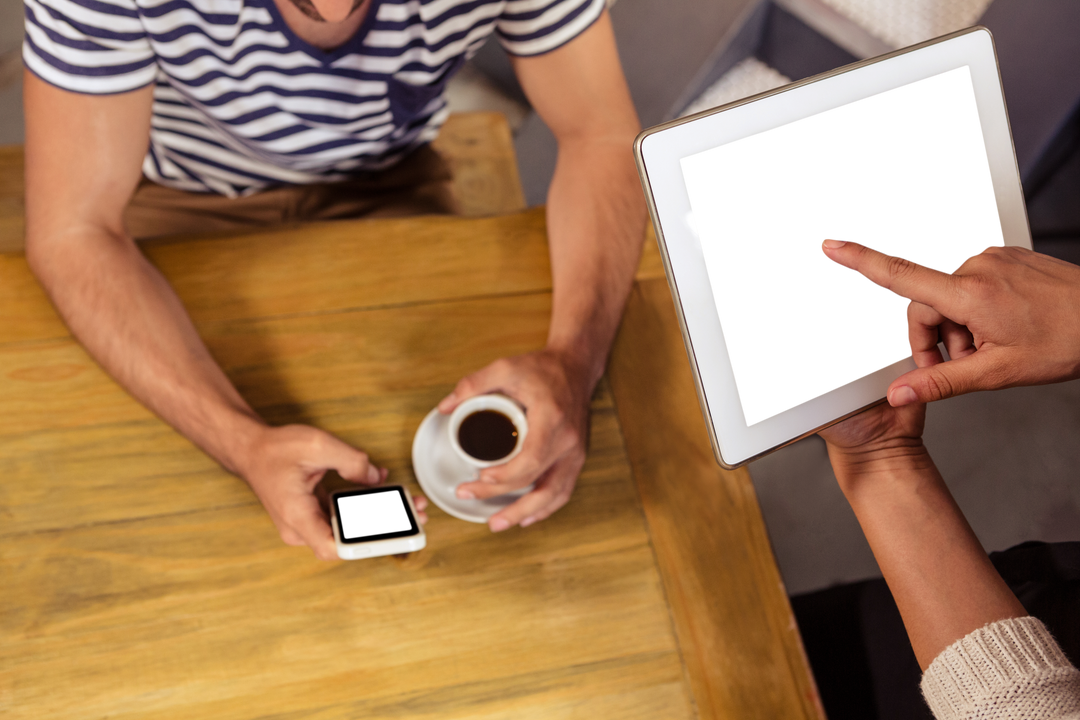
[5,0,1078,599]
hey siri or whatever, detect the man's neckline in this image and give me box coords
[266,0,382,63]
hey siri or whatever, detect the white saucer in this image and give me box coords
[411,408,531,523]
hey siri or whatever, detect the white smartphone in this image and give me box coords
[330,486,426,560]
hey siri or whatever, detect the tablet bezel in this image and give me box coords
[634,27,1032,469]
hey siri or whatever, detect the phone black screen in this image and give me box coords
[686,69,997,423]
[333,487,419,543]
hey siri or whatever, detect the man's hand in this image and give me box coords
[438,350,590,533]
[823,240,1080,406]
[240,425,428,560]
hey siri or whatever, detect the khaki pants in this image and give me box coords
[124,144,459,240]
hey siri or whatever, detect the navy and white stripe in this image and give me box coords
[24,0,605,196]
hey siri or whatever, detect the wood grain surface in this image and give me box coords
[1,202,813,717]
[433,111,527,217]
[0,207,666,346]
[0,269,693,720]
[2,384,693,720]
[609,280,825,720]
[0,144,23,254]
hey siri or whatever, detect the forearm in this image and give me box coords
[544,136,647,389]
[830,446,1026,669]
[28,226,265,474]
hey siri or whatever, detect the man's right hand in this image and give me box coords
[822,240,1080,405]
[239,425,387,560]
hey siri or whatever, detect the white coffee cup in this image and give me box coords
[447,394,528,476]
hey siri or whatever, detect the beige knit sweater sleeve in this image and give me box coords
[922,616,1080,720]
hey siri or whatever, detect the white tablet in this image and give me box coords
[635,27,1031,469]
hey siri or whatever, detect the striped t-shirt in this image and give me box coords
[24,0,605,196]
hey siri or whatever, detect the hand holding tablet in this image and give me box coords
[635,27,1032,467]
[822,240,1080,405]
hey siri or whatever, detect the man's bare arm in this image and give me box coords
[24,73,264,471]
[440,12,647,530]
[24,72,399,560]
[514,11,646,389]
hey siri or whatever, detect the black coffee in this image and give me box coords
[458,410,519,461]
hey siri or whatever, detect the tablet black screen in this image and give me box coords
[332,487,416,544]
[686,69,997,423]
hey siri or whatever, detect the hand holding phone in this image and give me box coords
[330,486,426,560]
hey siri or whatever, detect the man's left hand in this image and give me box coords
[438,349,592,532]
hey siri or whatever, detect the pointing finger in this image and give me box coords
[822,240,961,313]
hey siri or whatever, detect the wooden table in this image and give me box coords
[0,209,823,719]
